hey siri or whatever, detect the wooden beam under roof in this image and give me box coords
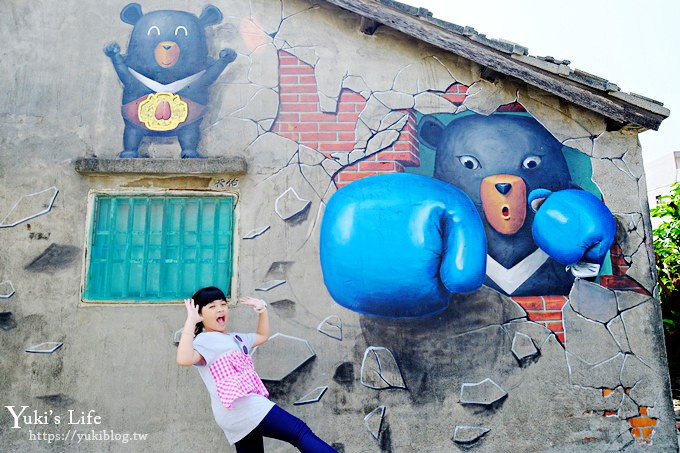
[324,0,668,131]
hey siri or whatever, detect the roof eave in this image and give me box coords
[325,0,669,131]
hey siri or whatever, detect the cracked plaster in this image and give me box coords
[616,290,651,312]
[372,90,415,110]
[452,426,490,444]
[463,78,518,116]
[606,316,631,354]
[511,331,539,362]
[360,346,406,390]
[569,279,618,324]
[517,85,606,145]
[563,303,621,365]
[414,91,457,115]
[620,301,666,370]
[566,351,625,388]
[629,376,664,408]
[460,378,507,405]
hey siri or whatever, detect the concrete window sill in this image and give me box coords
[74,157,247,176]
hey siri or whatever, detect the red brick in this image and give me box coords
[602,388,615,397]
[555,332,565,343]
[338,103,357,112]
[339,93,367,103]
[639,407,648,416]
[512,296,544,310]
[319,123,357,131]
[283,85,318,93]
[441,93,466,104]
[319,142,355,151]
[278,54,300,65]
[280,123,318,132]
[599,276,649,294]
[299,76,317,84]
[609,243,623,255]
[338,132,355,141]
[280,76,299,85]
[544,296,568,310]
[300,113,338,122]
[613,266,630,277]
[446,83,468,94]
[609,254,628,266]
[301,132,337,141]
[393,142,417,151]
[280,103,320,112]
[275,113,300,122]
[603,411,618,417]
[338,171,376,182]
[299,94,320,103]
[279,65,315,75]
[527,311,563,321]
[545,322,564,332]
[337,113,360,122]
[629,417,657,428]
[279,94,299,103]
[630,428,642,438]
[641,427,654,438]
[359,161,398,171]
[378,151,420,164]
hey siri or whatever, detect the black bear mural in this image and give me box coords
[320,111,617,319]
[104,3,236,158]
[418,112,615,297]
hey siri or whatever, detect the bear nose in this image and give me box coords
[495,183,512,195]
[163,45,172,50]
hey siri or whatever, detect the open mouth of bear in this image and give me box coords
[502,206,510,219]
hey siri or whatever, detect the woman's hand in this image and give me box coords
[184,298,203,325]
[239,296,267,313]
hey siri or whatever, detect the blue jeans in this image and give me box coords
[234,405,337,453]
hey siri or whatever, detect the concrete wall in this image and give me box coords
[0,0,675,451]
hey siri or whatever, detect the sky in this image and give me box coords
[399,0,679,164]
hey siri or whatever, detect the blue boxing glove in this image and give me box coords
[529,189,616,275]
[320,173,487,318]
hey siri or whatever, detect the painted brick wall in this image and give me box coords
[271,50,419,188]
[511,295,567,343]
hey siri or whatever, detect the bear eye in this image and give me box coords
[522,156,542,169]
[147,26,160,36]
[175,26,188,36]
[458,155,480,170]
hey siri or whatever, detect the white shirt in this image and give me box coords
[193,331,275,444]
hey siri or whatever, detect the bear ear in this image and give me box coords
[120,3,144,25]
[417,115,445,149]
[199,5,223,27]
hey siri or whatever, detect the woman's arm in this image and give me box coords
[239,296,269,347]
[176,299,205,366]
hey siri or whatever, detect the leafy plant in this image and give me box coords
[651,181,680,332]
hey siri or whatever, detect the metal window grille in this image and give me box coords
[84,194,235,302]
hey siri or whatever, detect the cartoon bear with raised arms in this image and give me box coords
[104,3,236,158]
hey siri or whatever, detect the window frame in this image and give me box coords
[80,189,239,305]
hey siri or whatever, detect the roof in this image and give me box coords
[325,0,670,131]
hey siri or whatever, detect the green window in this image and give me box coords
[83,193,235,302]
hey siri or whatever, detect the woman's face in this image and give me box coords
[200,299,228,332]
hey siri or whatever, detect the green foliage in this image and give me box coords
[651,182,680,332]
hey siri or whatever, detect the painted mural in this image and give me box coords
[0,0,673,452]
[104,3,236,158]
